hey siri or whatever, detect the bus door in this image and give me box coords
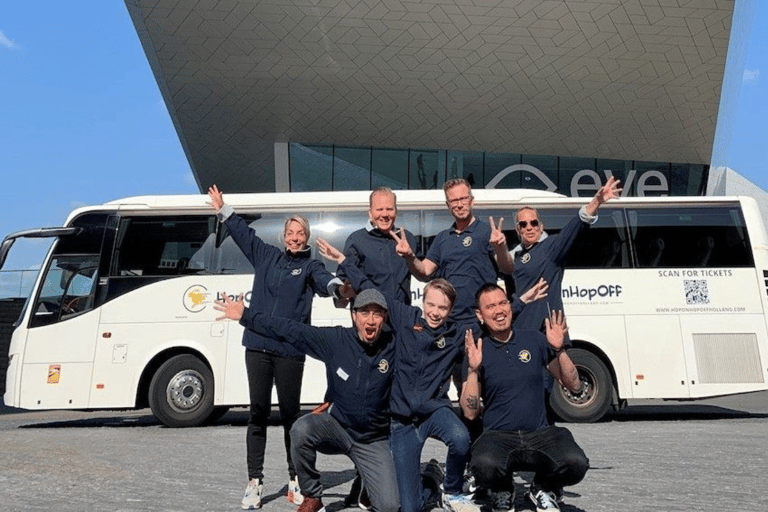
[17,214,108,409]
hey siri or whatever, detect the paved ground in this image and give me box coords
[0,392,766,512]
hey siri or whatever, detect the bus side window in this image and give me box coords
[628,207,754,268]
[113,216,215,276]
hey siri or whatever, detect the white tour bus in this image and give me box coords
[2,189,768,426]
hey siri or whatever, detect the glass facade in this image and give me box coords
[288,143,709,198]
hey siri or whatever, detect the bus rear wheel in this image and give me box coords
[149,354,215,428]
[550,348,613,423]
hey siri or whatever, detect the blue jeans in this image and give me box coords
[390,407,471,512]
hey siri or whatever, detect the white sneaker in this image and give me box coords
[242,478,263,510]
[287,476,304,505]
[442,492,481,512]
[527,487,560,512]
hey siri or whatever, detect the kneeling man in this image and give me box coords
[216,289,399,512]
[461,284,589,512]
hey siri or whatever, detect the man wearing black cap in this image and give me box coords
[215,289,399,512]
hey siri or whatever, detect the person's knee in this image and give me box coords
[289,416,312,444]
[375,492,399,512]
[468,450,498,483]
[561,451,589,485]
[448,421,471,455]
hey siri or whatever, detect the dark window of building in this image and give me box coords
[521,154,558,191]
[372,148,408,189]
[409,149,444,190]
[334,146,371,191]
[484,152,522,188]
[446,150,483,188]
[290,144,333,191]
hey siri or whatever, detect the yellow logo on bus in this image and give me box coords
[48,365,61,384]
[183,285,212,313]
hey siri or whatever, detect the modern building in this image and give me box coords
[124,0,762,203]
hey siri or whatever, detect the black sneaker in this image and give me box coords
[491,488,516,512]
[527,486,560,512]
[422,459,445,508]
[343,474,362,508]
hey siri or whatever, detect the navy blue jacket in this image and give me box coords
[340,258,463,421]
[240,308,396,443]
[225,212,336,360]
[512,212,590,332]
[337,223,417,304]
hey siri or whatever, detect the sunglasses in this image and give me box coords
[517,219,540,229]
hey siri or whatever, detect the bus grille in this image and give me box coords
[692,333,764,384]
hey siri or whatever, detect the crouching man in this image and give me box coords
[460,284,589,512]
[215,289,399,512]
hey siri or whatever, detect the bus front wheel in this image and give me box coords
[550,348,613,423]
[148,354,215,428]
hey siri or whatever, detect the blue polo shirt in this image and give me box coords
[467,328,555,433]
[425,218,498,324]
[337,222,418,304]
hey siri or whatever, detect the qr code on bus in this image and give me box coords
[684,279,710,305]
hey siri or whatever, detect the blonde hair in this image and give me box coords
[284,215,311,241]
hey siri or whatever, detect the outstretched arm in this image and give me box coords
[544,310,581,392]
[391,228,437,281]
[490,216,514,275]
[584,176,622,217]
[460,329,484,420]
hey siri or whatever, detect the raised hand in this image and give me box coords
[544,309,568,351]
[520,277,549,304]
[213,292,245,321]
[317,238,345,263]
[207,184,224,211]
[390,228,414,259]
[464,329,483,371]
[489,216,507,250]
[597,176,622,204]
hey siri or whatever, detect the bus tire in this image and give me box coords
[550,348,612,423]
[148,354,215,428]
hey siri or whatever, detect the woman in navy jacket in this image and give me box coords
[208,185,348,510]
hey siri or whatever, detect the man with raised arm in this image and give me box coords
[214,289,399,512]
[510,176,622,333]
[461,284,589,512]
[318,239,547,512]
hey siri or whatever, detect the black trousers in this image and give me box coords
[469,426,589,493]
[245,349,305,481]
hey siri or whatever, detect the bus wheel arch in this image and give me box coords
[549,344,617,423]
[141,350,216,428]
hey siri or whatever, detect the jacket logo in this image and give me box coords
[521,253,531,264]
[291,268,302,276]
[518,350,531,363]
[462,236,473,247]
[378,359,390,373]
[435,336,446,349]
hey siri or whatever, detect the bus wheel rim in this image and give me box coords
[166,370,205,413]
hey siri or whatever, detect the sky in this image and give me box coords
[1,1,767,275]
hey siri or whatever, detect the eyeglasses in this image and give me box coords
[447,196,472,206]
[517,219,540,229]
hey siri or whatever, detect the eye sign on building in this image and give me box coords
[485,165,670,197]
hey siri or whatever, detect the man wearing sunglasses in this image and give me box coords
[510,176,621,336]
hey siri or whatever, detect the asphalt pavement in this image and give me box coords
[0,392,766,512]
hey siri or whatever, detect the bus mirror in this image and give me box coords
[0,227,82,270]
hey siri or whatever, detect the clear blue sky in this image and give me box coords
[1,1,767,271]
